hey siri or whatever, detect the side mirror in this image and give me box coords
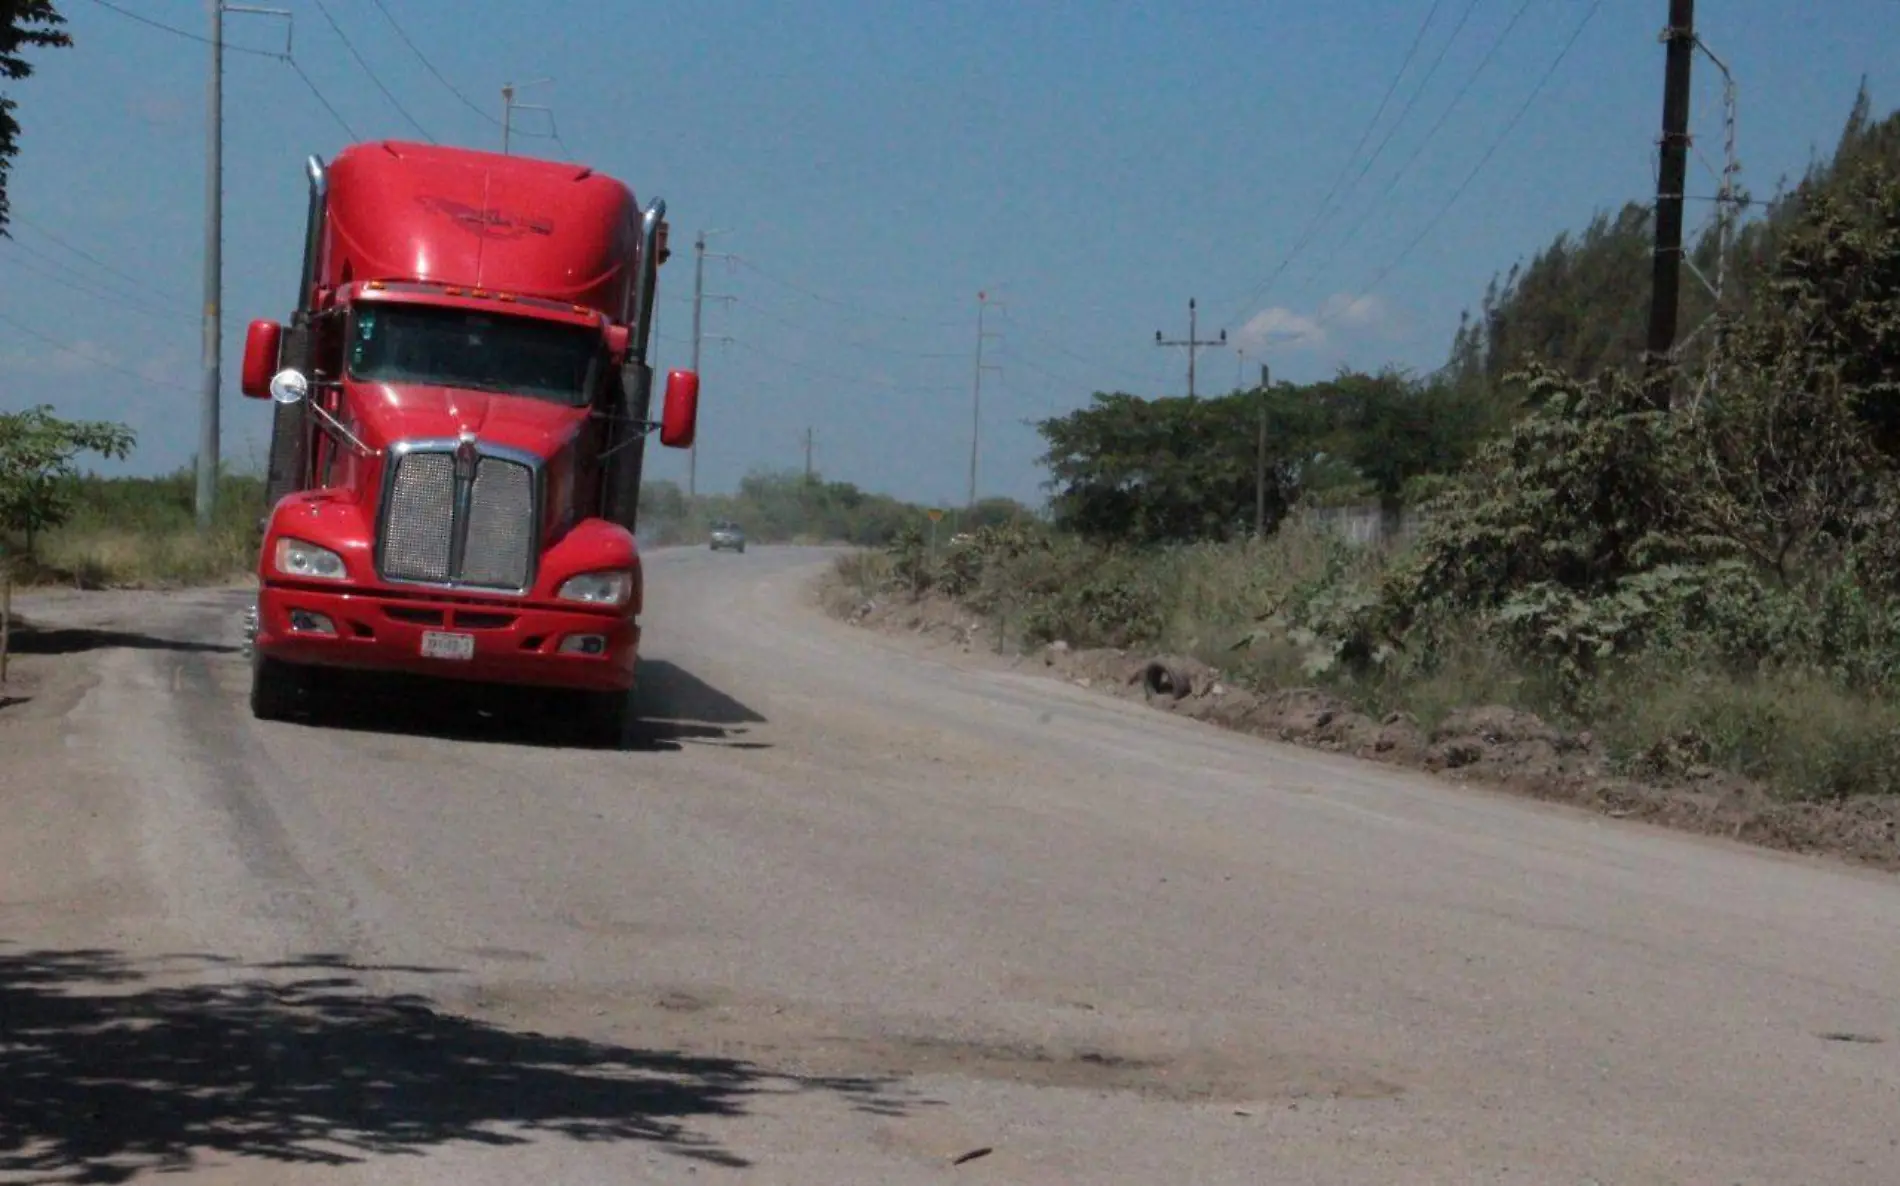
[241,320,284,399]
[658,368,698,449]
[602,323,630,361]
[269,368,310,405]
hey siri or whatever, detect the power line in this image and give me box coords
[82,0,277,56]
[8,216,190,304]
[0,307,195,393]
[287,55,359,139]
[1326,1,1484,211]
[1288,0,1489,287]
[732,258,966,329]
[1275,0,1605,352]
[507,98,573,154]
[994,315,1159,388]
[734,293,964,359]
[364,0,502,127]
[1290,0,1539,296]
[362,0,566,150]
[0,241,194,325]
[1283,1,1475,288]
[725,336,962,393]
[84,0,359,139]
[309,0,435,142]
[1216,0,1462,328]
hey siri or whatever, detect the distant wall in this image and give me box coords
[1295,504,1430,547]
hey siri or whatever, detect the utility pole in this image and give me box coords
[803,427,814,481]
[1644,0,1695,405]
[197,2,290,532]
[687,230,734,500]
[968,291,1004,510]
[500,78,552,155]
[1255,363,1270,540]
[1154,297,1227,398]
[197,0,223,532]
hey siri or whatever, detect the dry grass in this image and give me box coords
[840,520,1900,806]
[29,525,255,590]
[823,549,893,618]
[1586,662,1900,800]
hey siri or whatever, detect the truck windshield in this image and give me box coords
[347,302,600,406]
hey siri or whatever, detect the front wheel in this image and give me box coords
[249,653,309,721]
[570,687,632,749]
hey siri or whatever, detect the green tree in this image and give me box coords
[1698,152,1900,584]
[1034,387,1328,545]
[0,405,136,550]
[1,1,69,235]
[1439,86,1900,417]
[1314,367,1496,519]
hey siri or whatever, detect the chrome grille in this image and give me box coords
[377,446,539,592]
[461,457,536,589]
[381,452,455,583]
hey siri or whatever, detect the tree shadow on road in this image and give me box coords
[0,944,906,1183]
[5,619,238,657]
[281,658,771,754]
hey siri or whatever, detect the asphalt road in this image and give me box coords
[3,544,1897,1184]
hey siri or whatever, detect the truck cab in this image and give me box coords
[239,140,696,745]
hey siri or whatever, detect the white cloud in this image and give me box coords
[1234,292,1395,355]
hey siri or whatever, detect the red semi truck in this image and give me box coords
[237,139,698,744]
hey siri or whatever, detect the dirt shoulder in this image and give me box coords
[817,575,1900,875]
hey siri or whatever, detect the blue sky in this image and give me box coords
[1,0,1894,508]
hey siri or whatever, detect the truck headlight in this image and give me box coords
[557,570,633,607]
[273,537,347,581]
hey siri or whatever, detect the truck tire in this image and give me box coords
[250,654,308,721]
[576,688,632,749]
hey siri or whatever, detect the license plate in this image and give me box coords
[420,631,475,661]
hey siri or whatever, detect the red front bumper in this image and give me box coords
[254,582,639,692]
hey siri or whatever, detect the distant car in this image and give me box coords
[709,520,746,553]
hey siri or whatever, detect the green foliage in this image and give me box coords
[1035,390,1297,545]
[0,1,69,234]
[1033,368,1492,547]
[1399,363,1726,617]
[636,470,1028,550]
[0,405,134,549]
